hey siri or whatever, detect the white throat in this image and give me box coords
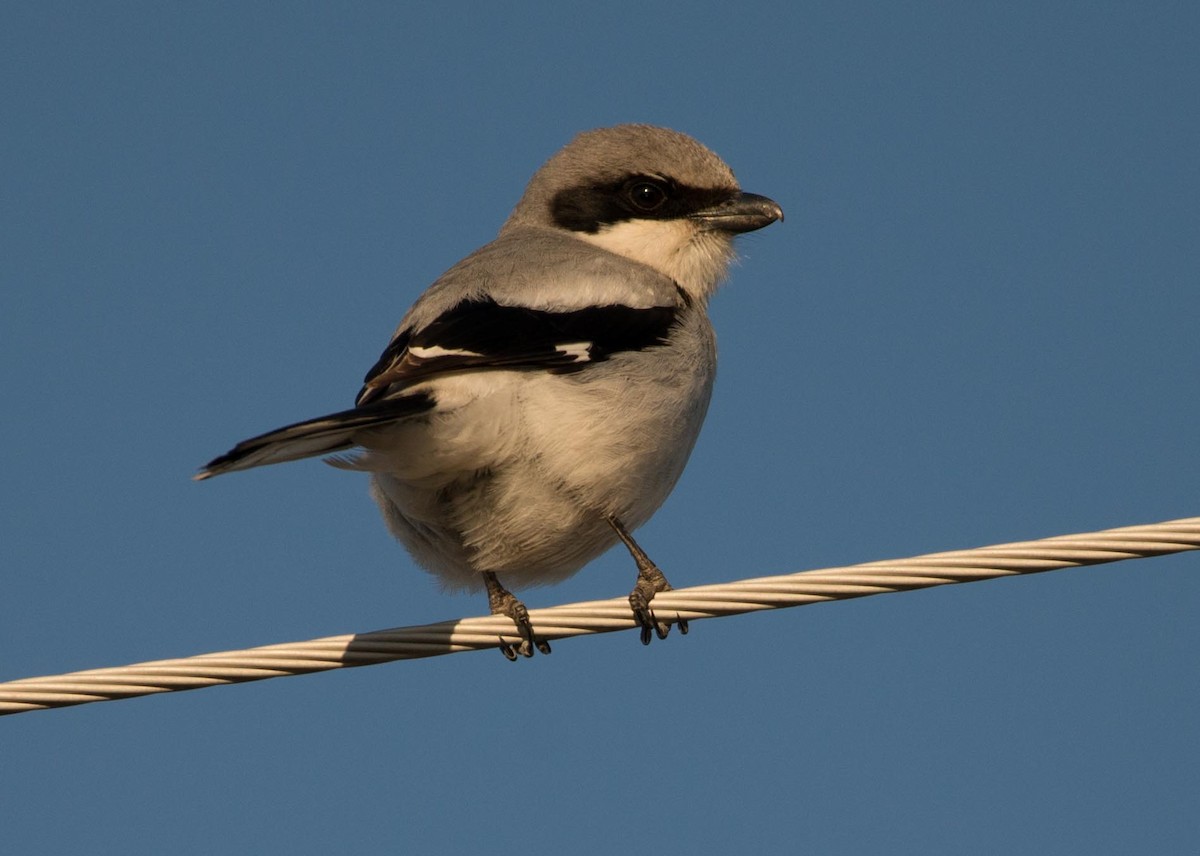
[574,219,736,302]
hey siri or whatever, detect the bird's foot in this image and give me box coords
[484,572,551,660]
[606,514,688,645]
[628,563,688,645]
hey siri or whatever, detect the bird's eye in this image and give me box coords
[627,180,668,212]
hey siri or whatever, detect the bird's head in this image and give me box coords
[503,124,782,302]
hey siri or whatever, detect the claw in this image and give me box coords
[608,514,690,647]
[633,602,655,645]
[483,571,550,660]
[654,612,671,640]
[629,596,677,644]
[629,589,656,644]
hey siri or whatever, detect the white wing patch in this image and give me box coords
[408,344,486,360]
[555,341,593,362]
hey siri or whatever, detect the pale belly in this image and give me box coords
[362,335,716,592]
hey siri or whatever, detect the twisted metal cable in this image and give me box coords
[3,515,1197,716]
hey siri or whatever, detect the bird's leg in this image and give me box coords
[606,515,689,645]
[482,571,550,660]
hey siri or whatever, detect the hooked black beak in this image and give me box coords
[690,192,784,234]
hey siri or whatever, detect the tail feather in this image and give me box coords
[195,392,435,480]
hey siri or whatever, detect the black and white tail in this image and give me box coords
[195,393,435,480]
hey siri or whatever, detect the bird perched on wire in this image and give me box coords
[197,124,782,659]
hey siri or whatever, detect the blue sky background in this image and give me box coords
[3,2,1198,853]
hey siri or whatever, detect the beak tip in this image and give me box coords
[693,191,783,234]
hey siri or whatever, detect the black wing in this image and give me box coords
[357,296,679,406]
[197,296,680,479]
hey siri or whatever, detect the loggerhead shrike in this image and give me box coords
[197,124,782,659]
